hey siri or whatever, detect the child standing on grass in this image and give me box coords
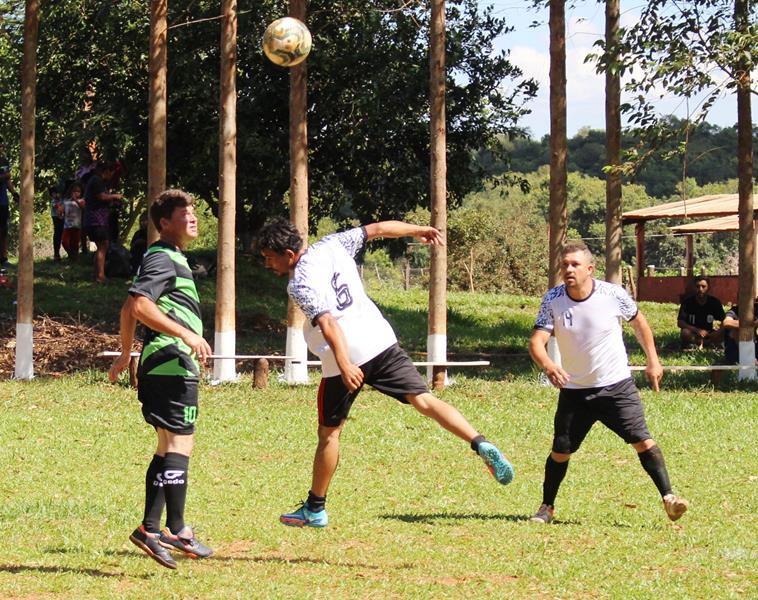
[61,182,84,262]
[109,189,213,570]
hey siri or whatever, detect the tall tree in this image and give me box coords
[548,0,567,288]
[603,0,622,284]
[620,0,756,375]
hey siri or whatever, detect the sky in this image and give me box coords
[487,1,747,139]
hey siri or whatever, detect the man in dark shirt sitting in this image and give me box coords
[677,276,725,350]
[722,299,758,365]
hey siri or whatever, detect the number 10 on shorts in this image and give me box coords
[184,405,197,424]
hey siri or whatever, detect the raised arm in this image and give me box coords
[629,310,663,392]
[363,221,443,245]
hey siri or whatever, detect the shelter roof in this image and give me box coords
[621,193,755,224]
[669,215,740,233]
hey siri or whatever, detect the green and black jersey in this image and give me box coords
[130,241,203,378]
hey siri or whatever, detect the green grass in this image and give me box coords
[0,375,754,598]
[0,252,756,596]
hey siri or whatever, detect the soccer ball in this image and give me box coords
[262,17,312,67]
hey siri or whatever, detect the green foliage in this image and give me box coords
[0,0,537,243]
[616,0,757,173]
[502,121,758,198]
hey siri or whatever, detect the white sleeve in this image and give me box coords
[322,227,367,258]
[534,291,556,331]
[614,286,639,321]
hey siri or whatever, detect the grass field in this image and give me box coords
[0,254,756,598]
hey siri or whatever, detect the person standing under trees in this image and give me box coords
[256,218,514,528]
[528,242,689,524]
[61,182,84,261]
[49,186,64,261]
[83,161,122,283]
[0,139,19,267]
[109,189,213,570]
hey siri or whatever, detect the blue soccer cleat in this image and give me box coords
[280,502,329,528]
[477,441,515,485]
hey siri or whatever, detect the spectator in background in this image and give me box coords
[50,186,65,261]
[130,212,148,275]
[0,138,19,267]
[84,161,123,283]
[722,298,758,365]
[677,276,725,350]
[62,181,85,261]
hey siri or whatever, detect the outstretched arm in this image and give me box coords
[629,310,663,391]
[364,221,443,245]
[528,328,570,388]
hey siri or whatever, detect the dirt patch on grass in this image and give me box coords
[0,314,123,378]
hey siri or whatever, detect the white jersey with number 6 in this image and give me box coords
[534,279,638,389]
[288,227,397,377]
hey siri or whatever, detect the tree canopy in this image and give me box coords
[0,0,537,243]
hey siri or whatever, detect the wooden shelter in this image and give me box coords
[622,194,758,304]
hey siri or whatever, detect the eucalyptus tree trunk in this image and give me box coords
[285,0,310,384]
[735,0,755,378]
[428,0,448,389]
[15,0,39,380]
[214,0,238,382]
[548,0,567,288]
[148,0,167,244]
[604,0,622,285]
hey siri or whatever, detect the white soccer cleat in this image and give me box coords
[663,494,689,521]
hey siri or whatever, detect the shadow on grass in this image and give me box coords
[381,512,585,526]
[0,562,148,579]
[205,554,390,570]
[381,512,531,524]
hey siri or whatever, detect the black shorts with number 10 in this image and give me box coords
[138,375,199,435]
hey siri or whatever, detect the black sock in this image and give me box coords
[162,452,190,534]
[637,445,673,498]
[470,435,486,453]
[142,454,165,532]
[307,490,326,513]
[543,455,569,507]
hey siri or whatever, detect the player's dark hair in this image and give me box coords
[560,241,593,263]
[150,188,193,231]
[256,218,304,254]
[693,275,710,287]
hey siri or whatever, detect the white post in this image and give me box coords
[284,326,309,383]
[737,341,756,380]
[426,333,449,386]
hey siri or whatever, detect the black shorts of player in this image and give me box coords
[552,377,651,454]
[85,225,109,243]
[0,205,8,231]
[138,374,199,435]
[317,343,429,427]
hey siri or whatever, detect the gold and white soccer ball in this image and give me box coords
[262,17,312,67]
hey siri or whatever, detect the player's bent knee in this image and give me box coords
[317,424,343,445]
[407,392,438,415]
[632,438,656,452]
[551,451,571,463]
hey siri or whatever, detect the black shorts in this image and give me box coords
[317,343,429,427]
[552,378,651,454]
[85,225,109,243]
[138,375,199,435]
[0,205,8,230]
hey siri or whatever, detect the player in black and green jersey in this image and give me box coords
[109,189,213,569]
